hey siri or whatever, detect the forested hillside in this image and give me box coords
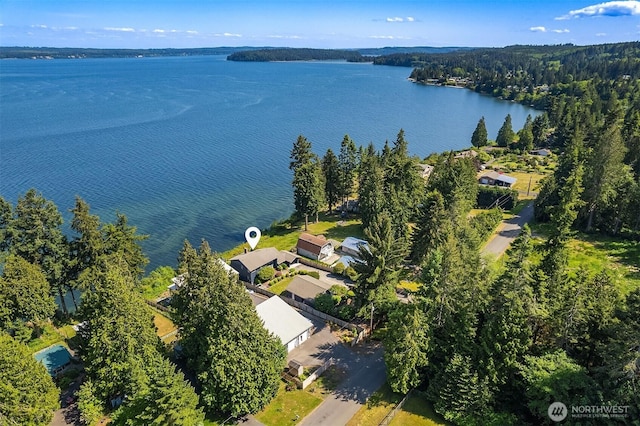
[227,47,372,62]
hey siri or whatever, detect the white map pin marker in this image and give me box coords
[245,226,261,250]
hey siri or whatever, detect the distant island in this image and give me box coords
[0,45,470,60]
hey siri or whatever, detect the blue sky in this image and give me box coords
[1,0,639,48]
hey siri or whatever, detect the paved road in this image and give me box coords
[482,201,534,258]
[298,343,386,426]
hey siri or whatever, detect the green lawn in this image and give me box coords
[221,213,363,260]
[390,393,449,426]
[255,382,323,426]
[347,383,403,426]
[27,322,77,354]
[567,233,640,295]
[347,385,448,426]
[267,275,296,295]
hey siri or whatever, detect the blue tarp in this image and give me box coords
[34,344,72,376]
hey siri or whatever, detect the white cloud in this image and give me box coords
[557,1,640,19]
[266,34,302,39]
[530,26,569,33]
[104,27,135,32]
[385,16,416,23]
[596,32,608,36]
[31,24,48,29]
[186,30,198,35]
[153,29,165,33]
[369,35,411,40]
[222,32,241,37]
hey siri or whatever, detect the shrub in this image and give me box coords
[300,270,320,279]
[471,208,504,241]
[257,266,275,283]
[332,263,345,275]
[345,267,358,281]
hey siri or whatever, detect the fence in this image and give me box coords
[301,357,334,389]
[378,389,414,426]
[145,299,170,313]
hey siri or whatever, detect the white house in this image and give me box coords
[255,296,314,353]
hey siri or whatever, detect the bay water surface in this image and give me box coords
[0,55,538,268]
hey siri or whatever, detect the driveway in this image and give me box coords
[298,343,386,426]
[482,201,534,258]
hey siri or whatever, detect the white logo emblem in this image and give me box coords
[548,402,568,422]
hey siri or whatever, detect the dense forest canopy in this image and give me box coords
[227,47,372,62]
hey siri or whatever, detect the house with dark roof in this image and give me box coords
[478,170,517,188]
[255,296,314,352]
[296,233,334,261]
[282,274,334,305]
[230,248,299,284]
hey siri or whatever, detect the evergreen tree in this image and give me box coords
[289,134,314,172]
[8,189,70,313]
[321,148,341,213]
[384,303,428,393]
[0,333,59,425]
[427,352,491,426]
[338,134,358,206]
[496,114,515,147]
[101,213,149,279]
[0,255,56,328]
[171,242,285,416]
[113,355,204,426]
[352,212,407,314]
[427,153,478,217]
[471,116,488,147]
[515,114,534,152]
[531,113,549,147]
[357,149,385,230]
[292,161,324,230]
[0,197,12,252]
[409,191,448,265]
[583,123,628,231]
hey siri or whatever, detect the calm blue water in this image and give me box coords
[0,55,538,269]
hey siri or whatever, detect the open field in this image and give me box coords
[255,382,323,426]
[390,393,449,426]
[153,312,178,341]
[567,233,640,295]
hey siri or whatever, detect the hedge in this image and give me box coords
[477,185,518,210]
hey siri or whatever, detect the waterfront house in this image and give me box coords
[296,233,334,261]
[282,274,333,306]
[230,248,299,284]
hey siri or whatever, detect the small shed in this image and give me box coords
[255,296,314,352]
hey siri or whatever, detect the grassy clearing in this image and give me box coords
[389,393,449,426]
[567,233,640,295]
[153,312,177,338]
[255,382,323,426]
[221,213,363,260]
[507,171,547,195]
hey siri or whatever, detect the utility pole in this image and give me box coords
[369,303,375,338]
